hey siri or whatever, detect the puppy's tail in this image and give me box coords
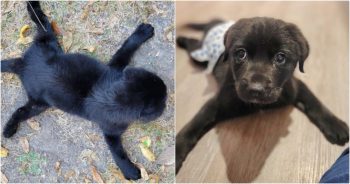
[27,1,52,33]
[1,58,22,73]
[184,19,224,32]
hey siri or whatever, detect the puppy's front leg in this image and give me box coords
[109,23,154,69]
[104,134,141,180]
[176,97,220,173]
[3,100,48,138]
[294,79,349,145]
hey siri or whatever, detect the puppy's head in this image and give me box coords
[223,17,309,104]
[116,67,167,122]
[87,67,166,124]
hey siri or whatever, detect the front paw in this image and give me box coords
[175,136,191,173]
[320,117,349,145]
[175,146,185,173]
[122,164,141,180]
[134,23,154,41]
[3,122,18,138]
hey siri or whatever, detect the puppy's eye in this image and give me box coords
[235,48,247,62]
[275,52,286,65]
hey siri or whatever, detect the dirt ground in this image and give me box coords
[1,1,174,183]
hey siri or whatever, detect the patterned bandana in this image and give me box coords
[190,21,234,74]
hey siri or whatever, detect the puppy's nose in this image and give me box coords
[248,83,265,97]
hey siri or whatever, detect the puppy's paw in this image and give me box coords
[123,164,141,180]
[134,23,154,42]
[321,118,349,146]
[175,136,193,173]
[3,123,18,138]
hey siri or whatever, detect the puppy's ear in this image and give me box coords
[221,50,229,62]
[222,30,231,62]
[286,23,309,73]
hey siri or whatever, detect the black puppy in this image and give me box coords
[176,17,349,172]
[1,1,167,180]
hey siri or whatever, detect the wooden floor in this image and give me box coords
[176,2,349,183]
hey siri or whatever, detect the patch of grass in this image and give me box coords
[16,152,47,176]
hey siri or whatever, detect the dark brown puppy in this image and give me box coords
[176,17,349,173]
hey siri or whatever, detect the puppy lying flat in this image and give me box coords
[176,17,349,172]
[1,1,167,180]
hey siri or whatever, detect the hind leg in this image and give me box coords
[109,23,154,70]
[104,133,141,180]
[1,58,22,73]
[176,36,202,53]
[176,36,209,67]
[27,1,63,53]
[27,1,55,36]
[3,99,49,138]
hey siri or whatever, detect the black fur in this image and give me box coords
[176,17,349,173]
[1,1,167,180]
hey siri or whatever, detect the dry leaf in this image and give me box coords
[86,133,102,143]
[80,149,99,164]
[164,25,174,42]
[51,21,62,35]
[16,25,33,45]
[0,146,9,158]
[166,31,173,42]
[152,4,165,17]
[19,137,29,153]
[0,171,8,184]
[2,73,14,81]
[81,1,95,20]
[83,46,96,53]
[27,119,41,131]
[54,161,61,175]
[106,164,128,183]
[84,177,91,183]
[16,37,33,45]
[139,165,149,180]
[7,50,21,58]
[86,28,104,35]
[139,144,155,162]
[149,174,159,183]
[156,145,175,165]
[140,136,151,148]
[44,10,52,18]
[64,169,76,181]
[81,10,89,20]
[91,165,104,183]
[160,165,165,172]
[3,1,17,14]
[19,25,30,38]
[63,32,73,53]
[51,109,65,115]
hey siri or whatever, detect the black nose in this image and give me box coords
[248,83,265,97]
[242,74,272,97]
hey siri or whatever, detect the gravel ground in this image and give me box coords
[1,1,174,183]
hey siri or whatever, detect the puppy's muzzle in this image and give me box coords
[238,75,281,104]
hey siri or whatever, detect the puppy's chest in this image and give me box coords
[190,21,234,64]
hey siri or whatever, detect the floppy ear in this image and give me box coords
[221,50,229,62]
[222,29,231,62]
[286,23,309,73]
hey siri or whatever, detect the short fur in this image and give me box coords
[1,1,167,180]
[176,17,349,173]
